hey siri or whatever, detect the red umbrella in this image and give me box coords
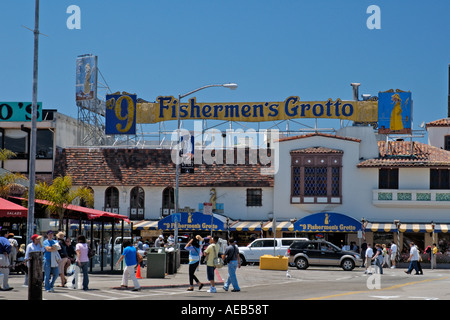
[0,198,28,218]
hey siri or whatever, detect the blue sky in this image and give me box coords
[1,1,449,138]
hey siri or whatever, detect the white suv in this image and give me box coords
[238,238,308,266]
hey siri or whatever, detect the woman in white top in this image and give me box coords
[74,235,90,291]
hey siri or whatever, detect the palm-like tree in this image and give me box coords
[34,175,94,227]
[0,149,27,198]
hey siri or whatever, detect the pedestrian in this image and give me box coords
[66,238,76,276]
[167,234,175,246]
[360,242,367,267]
[115,239,141,291]
[372,244,383,274]
[0,229,13,291]
[74,235,90,290]
[390,241,398,269]
[155,235,164,248]
[431,243,438,270]
[415,244,424,275]
[7,233,18,269]
[43,230,61,292]
[382,244,390,268]
[204,235,219,293]
[56,231,68,287]
[184,236,204,291]
[24,234,44,286]
[222,238,241,292]
[405,242,421,275]
[364,243,373,275]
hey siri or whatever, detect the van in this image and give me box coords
[238,237,308,266]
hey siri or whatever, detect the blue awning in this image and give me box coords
[157,212,226,231]
[293,212,362,233]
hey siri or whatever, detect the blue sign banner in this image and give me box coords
[158,212,225,231]
[378,91,412,134]
[293,212,362,233]
[105,93,137,134]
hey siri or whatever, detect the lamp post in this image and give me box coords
[174,83,238,246]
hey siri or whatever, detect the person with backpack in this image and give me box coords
[222,238,241,292]
[184,236,204,291]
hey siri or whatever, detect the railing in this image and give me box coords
[373,189,450,208]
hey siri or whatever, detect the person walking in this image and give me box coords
[184,236,204,291]
[43,230,60,292]
[382,244,390,268]
[204,236,219,293]
[24,234,44,286]
[7,233,18,269]
[405,242,421,275]
[0,229,13,291]
[364,243,373,275]
[74,235,90,291]
[56,232,68,287]
[390,241,398,269]
[360,242,367,268]
[222,238,241,292]
[115,240,141,291]
[372,244,384,274]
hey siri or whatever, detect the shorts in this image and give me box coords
[206,266,215,281]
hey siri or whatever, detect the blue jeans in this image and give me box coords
[78,262,89,290]
[406,260,420,274]
[43,260,59,291]
[224,260,240,291]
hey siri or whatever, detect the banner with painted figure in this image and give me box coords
[136,96,378,124]
[377,91,412,134]
[105,92,137,134]
[76,54,97,101]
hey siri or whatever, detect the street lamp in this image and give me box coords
[174,83,238,246]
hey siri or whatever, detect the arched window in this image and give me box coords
[104,186,119,213]
[80,187,94,208]
[130,187,145,219]
[162,187,174,216]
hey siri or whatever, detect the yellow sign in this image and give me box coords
[136,96,378,124]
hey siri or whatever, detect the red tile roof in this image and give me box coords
[357,141,450,168]
[54,147,274,187]
[278,132,361,143]
[425,118,450,128]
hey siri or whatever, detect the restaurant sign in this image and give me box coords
[158,212,225,231]
[293,212,362,233]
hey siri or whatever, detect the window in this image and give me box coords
[130,187,145,219]
[162,187,174,215]
[430,169,450,189]
[36,129,53,159]
[105,187,119,211]
[4,129,28,159]
[379,169,399,189]
[445,136,450,151]
[291,150,342,204]
[246,188,262,207]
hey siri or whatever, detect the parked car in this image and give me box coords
[288,240,362,271]
[238,237,308,266]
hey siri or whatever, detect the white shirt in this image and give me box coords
[390,243,397,254]
[410,245,419,261]
[365,247,373,258]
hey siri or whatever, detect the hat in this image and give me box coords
[31,234,42,241]
[56,231,65,239]
[47,230,54,235]
[158,235,164,239]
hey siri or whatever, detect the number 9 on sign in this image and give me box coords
[105,93,137,135]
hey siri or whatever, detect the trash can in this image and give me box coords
[146,248,166,278]
[166,248,176,275]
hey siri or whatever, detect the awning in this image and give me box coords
[0,198,28,218]
[293,212,362,232]
[262,221,294,232]
[158,212,226,231]
[230,221,263,232]
[12,197,130,223]
[133,220,159,230]
[365,223,398,232]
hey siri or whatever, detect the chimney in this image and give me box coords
[351,83,361,101]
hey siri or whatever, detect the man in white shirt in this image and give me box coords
[364,243,374,274]
[390,241,398,269]
[405,242,420,275]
